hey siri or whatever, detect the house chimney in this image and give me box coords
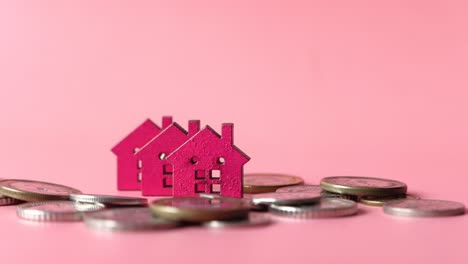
[222,123,233,145]
[162,116,173,129]
[188,120,200,137]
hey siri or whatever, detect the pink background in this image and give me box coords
[0,1,467,263]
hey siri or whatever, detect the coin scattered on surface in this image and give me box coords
[320,176,407,196]
[276,184,323,194]
[200,193,264,211]
[17,201,105,222]
[243,173,304,194]
[84,207,178,231]
[70,194,148,207]
[0,195,23,206]
[150,197,250,222]
[383,199,465,217]
[250,192,321,206]
[275,184,357,200]
[360,194,419,207]
[0,179,82,202]
[203,212,272,228]
[269,198,358,218]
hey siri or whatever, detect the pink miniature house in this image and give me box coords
[111,116,173,190]
[166,124,250,198]
[135,120,201,196]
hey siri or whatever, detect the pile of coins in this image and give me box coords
[0,174,465,232]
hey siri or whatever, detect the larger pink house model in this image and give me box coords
[135,120,201,196]
[166,124,250,198]
[111,116,173,190]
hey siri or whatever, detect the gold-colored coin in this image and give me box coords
[0,179,82,202]
[360,194,420,207]
[150,197,250,222]
[320,176,407,197]
[243,173,304,194]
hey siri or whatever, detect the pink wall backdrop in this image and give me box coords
[0,1,467,263]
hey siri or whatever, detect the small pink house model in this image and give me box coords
[135,120,201,196]
[111,116,173,190]
[166,124,250,198]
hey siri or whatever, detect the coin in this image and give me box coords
[276,184,323,194]
[320,191,359,201]
[0,179,82,202]
[17,201,104,222]
[275,184,357,200]
[0,195,23,206]
[84,207,179,231]
[203,213,272,228]
[250,192,321,206]
[269,198,358,218]
[70,194,148,207]
[383,199,465,217]
[360,194,419,207]
[320,176,407,196]
[199,193,263,210]
[150,197,250,222]
[244,173,304,194]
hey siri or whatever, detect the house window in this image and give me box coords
[163,164,173,175]
[211,183,221,193]
[195,183,205,193]
[137,172,142,182]
[190,156,199,164]
[210,170,221,179]
[195,170,205,179]
[217,157,225,165]
[163,177,173,188]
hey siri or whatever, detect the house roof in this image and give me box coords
[111,119,161,155]
[166,125,250,164]
[135,122,187,155]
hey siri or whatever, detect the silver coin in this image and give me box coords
[17,201,105,222]
[251,192,321,206]
[383,199,465,217]
[70,194,148,207]
[269,198,358,218]
[84,208,179,231]
[199,193,265,211]
[203,213,272,228]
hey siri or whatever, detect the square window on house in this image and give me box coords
[163,177,173,188]
[195,170,206,179]
[137,172,142,182]
[163,164,173,175]
[210,170,221,179]
[195,183,205,193]
[211,183,221,193]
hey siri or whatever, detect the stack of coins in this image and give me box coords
[0,174,465,233]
